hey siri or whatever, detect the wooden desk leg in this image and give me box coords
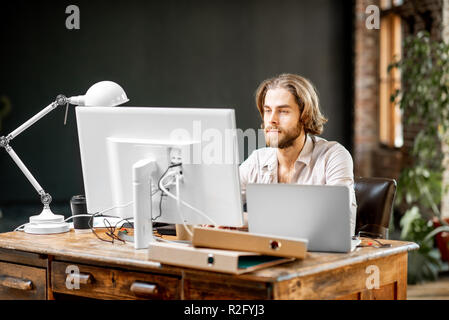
[47,255,54,300]
[396,253,408,300]
[360,253,408,300]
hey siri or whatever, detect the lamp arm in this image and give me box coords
[2,143,46,194]
[6,95,68,142]
[2,143,52,206]
[0,95,68,206]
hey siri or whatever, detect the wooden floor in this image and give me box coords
[407,274,449,300]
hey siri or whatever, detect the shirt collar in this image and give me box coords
[262,134,314,170]
[261,148,277,171]
[296,134,313,166]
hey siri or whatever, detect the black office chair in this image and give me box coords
[354,177,397,239]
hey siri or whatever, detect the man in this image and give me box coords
[240,73,357,235]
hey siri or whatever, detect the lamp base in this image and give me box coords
[24,207,70,235]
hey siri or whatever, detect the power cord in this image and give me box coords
[159,168,219,235]
[152,163,182,222]
[13,213,113,232]
[14,162,218,245]
[354,232,392,248]
[14,200,134,234]
[88,212,134,244]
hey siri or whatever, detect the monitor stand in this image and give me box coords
[132,158,157,249]
[131,143,194,249]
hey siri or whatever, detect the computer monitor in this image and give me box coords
[75,107,244,236]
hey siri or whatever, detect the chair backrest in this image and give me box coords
[354,177,397,239]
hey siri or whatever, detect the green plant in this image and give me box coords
[400,206,442,283]
[390,31,449,284]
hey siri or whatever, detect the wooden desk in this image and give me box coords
[0,230,418,300]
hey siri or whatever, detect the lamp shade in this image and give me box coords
[84,81,129,107]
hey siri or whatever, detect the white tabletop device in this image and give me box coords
[246,184,360,253]
[76,106,244,249]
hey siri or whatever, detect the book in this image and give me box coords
[192,227,308,259]
[147,241,295,274]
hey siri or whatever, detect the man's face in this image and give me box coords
[263,87,302,149]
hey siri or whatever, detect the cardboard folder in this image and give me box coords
[192,227,308,259]
[147,241,295,274]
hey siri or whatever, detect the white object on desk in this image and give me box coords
[247,184,361,253]
[0,81,128,235]
[76,107,245,250]
[133,158,156,249]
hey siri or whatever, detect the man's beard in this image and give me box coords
[264,121,302,149]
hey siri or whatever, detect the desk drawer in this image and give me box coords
[0,261,47,300]
[51,261,180,299]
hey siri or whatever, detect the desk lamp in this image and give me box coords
[0,81,129,234]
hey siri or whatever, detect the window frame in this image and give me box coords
[379,6,403,148]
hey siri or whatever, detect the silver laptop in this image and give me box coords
[246,184,361,253]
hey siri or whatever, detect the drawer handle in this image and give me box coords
[130,281,158,296]
[66,273,93,285]
[0,275,33,291]
[76,273,93,285]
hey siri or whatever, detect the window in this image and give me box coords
[379,5,403,148]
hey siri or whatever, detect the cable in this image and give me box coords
[90,214,120,244]
[14,223,27,232]
[87,202,135,243]
[13,207,134,246]
[355,232,392,248]
[103,218,125,243]
[64,214,94,222]
[151,192,166,222]
[13,206,134,246]
[14,163,216,244]
[13,204,133,233]
[152,163,182,222]
[154,235,191,244]
[88,212,134,244]
[14,169,162,236]
[175,173,194,238]
[98,201,133,216]
[159,170,218,227]
[14,213,105,232]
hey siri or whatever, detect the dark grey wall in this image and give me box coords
[0,0,353,204]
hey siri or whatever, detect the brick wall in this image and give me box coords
[354,0,381,178]
[400,0,443,40]
[354,0,444,181]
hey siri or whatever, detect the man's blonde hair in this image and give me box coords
[255,73,328,135]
